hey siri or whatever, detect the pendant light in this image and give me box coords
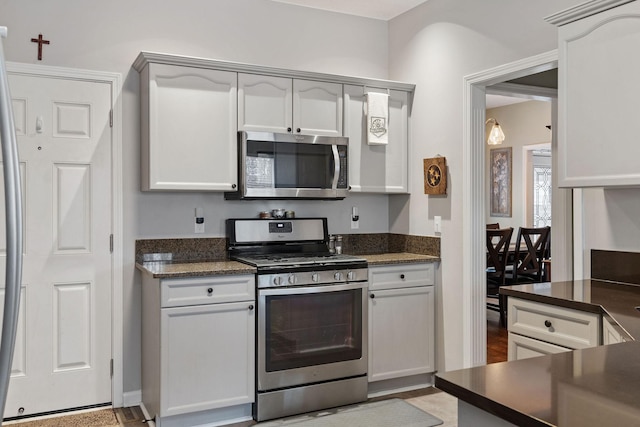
[485,118,505,145]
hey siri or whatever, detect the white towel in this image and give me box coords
[366,92,389,145]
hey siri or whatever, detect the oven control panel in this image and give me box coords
[257,268,368,288]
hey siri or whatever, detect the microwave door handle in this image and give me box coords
[331,145,340,190]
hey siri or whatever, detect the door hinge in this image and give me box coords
[109,234,113,253]
[109,109,113,128]
[110,359,114,378]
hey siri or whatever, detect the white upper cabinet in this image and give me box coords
[293,79,343,136]
[140,63,238,191]
[238,74,293,133]
[344,85,409,193]
[134,52,414,193]
[239,74,343,136]
[549,0,640,187]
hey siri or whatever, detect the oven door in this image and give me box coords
[257,281,368,391]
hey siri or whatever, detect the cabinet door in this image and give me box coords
[558,1,640,187]
[142,63,237,191]
[238,73,292,133]
[160,301,255,417]
[508,332,571,361]
[293,79,343,136]
[344,85,409,193]
[368,286,434,382]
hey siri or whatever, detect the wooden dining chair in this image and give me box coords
[505,226,551,284]
[486,223,500,229]
[486,227,513,326]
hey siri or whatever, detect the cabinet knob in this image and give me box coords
[231,183,236,189]
[207,288,213,294]
[296,128,301,133]
[248,304,254,311]
[400,274,405,279]
[370,293,375,299]
[544,320,552,328]
[287,127,292,132]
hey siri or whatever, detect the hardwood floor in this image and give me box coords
[487,309,508,364]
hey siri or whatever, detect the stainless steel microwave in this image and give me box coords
[225,131,349,200]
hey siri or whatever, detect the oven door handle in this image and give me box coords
[258,281,367,297]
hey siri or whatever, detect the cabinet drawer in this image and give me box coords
[508,298,600,349]
[369,263,435,290]
[161,275,255,308]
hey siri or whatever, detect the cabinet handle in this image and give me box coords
[207,288,213,294]
[248,304,254,311]
[296,128,301,133]
[544,320,552,328]
[370,293,375,299]
[400,274,405,279]
[287,127,292,132]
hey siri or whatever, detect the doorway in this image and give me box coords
[462,50,573,367]
[484,94,553,363]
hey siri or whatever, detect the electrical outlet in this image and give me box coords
[195,221,205,234]
[195,207,205,234]
[351,206,359,229]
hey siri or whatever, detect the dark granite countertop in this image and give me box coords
[136,252,438,279]
[436,340,640,426]
[359,253,440,265]
[136,260,256,278]
[436,280,640,426]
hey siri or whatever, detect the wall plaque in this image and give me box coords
[423,157,447,195]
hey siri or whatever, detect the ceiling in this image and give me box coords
[269,0,430,20]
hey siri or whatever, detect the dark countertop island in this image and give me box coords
[435,279,640,427]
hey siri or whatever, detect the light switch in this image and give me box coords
[434,216,441,234]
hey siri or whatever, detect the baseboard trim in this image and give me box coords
[123,389,142,408]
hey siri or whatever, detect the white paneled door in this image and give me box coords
[0,74,112,418]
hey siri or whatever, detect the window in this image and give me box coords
[532,151,551,227]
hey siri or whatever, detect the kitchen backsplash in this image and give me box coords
[136,233,440,263]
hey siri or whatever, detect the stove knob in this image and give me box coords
[311,273,319,282]
[334,272,343,281]
[347,271,355,281]
[273,276,282,286]
[288,274,297,285]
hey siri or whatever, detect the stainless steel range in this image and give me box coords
[227,218,369,422]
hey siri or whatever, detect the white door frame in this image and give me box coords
[6,62,124,406]
[462,50,574,367]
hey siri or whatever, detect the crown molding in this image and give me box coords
[545,0,634,26]
[132,51,416,92]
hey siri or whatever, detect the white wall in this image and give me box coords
[486,100,552,229]
[0,0,390,396]
[387,0,578,371]
[582,188,640,277]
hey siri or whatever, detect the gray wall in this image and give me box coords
[387,0,578,371]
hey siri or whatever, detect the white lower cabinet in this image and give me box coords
[142,273,255,425]
[507,297,600,361]
[602,315,629,345]
[368,263,435,382]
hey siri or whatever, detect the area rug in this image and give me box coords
[6,408,119,427]
[256,398,443,427]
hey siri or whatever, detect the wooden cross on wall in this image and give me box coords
[30,34,50,61]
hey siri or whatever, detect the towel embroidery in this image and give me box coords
[369,116,387,137]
